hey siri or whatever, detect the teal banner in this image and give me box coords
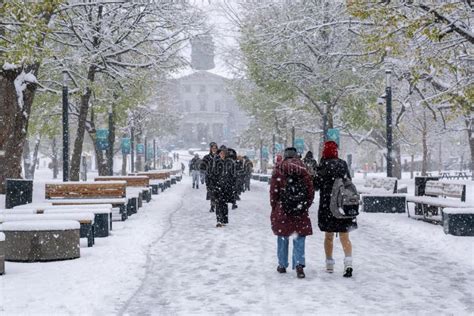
[96,129,109,150]
[136,143,145,155]
[274,143,283,153]
[327,128,340,147]
[147,146,154,160]
[121,138,131,155]
[295,138,305,154]
[262,147,269,160]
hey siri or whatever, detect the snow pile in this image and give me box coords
[0,232,4,241]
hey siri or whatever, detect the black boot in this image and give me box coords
[277,266,287,273]
[296,265,305,279]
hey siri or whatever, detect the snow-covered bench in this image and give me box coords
[0,213,95,247]
[12,203,113,233]
[359,177,407,213]
[136,171,171,193]
[45,181,128,221]
[95,176,152,204]
[406,180,472,222]
[442,208,474,236]
[0,232,4,275]
[1,220,80,262]
[44,207,112,238]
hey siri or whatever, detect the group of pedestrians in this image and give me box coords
[196,142,254,227]
[270,141,357,279]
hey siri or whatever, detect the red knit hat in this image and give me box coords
[322,141,338,159]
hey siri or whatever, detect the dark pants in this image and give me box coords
[216,201,229,224]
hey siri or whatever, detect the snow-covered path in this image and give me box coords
[119,177,474,315]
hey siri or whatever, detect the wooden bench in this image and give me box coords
[358,177,407,194]
[12,203,113,233]
[2,220,80,262]
[45,181,128,221]
[1,213,95,247]
[95,176,152,203]
[136,172,170,193]
[406,180,473,222]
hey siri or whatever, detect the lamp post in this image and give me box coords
[107,106,114,176]
[62,70,69,182]
[385,68,393,177]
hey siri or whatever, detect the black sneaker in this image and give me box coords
[277,266,287,273]
[343,267,353,278]
[216,223,223,228]
[296,265,305,279]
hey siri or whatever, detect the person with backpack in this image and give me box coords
[243,156,253,191]
[314,140,358,278]
[270,147,314,279]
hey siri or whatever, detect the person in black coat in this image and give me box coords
[314,141,357,278]
[303,151,318,185]
[200,142,219,212]
[209,147,236,227]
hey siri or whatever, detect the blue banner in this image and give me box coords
[96,129,109,150]
[274,143,283,153]
[262,147,269,160]
[146,146,154,160]
[295,138,305,154]
[121,138,131,155]
[327,128,340,147]
[136,143,145,155]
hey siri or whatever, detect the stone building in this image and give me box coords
[170,71,248,148]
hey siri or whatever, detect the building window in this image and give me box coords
[185,100,191,112]
[199,85,206,93]
[215,101,221,112]
[184,84,191,93]
[200,100,206,111]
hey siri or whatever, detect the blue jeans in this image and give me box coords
[277,235,306,269]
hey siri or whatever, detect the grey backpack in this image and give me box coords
[330,178,360,218]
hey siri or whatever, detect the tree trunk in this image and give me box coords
[0,69,37,193]
[105,107,116,176]
[122,153,128,175]
[69,67,95,181]
[23,140,32,179]
[466,116,474,180]
[410,154,414,179]
[30,136,41,179]
[51,137,59,179]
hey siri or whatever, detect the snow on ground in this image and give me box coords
[0,162,473,315]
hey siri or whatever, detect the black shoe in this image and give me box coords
[296,265,305,279]
[236,196,241,201]
[196,185,199,189]
[216,223,223,228]
[209,207,215,213]
[232,204,238,210]
[343,267,353,278]
[192,184,195,189]
[277,266,287,273]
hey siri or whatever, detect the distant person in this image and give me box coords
[200,142,219,212]
[189,153,201,189]
[243,156,253,191]
[270,147,314,279]
[303,151,318,185]
[209,147,236,227]
[227,148,239,209]
[314,141,357,278]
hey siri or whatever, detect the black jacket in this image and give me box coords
[209,157,236,203]
[189,157,201,171]
[314,158,357,233]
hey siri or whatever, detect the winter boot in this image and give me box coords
[296,265,305,279]
[326,258,335,273]
[196,185,199,189]
[232,203,238,210]
[343,257,353,278]
[209,205,215,213]
[216,222,223,228]
[277,266,287,274]
[192,183,195,189]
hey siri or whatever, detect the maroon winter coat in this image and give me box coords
[270,158,314,237]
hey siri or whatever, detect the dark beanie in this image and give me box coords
[284,147,298,159]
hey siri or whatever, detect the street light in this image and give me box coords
[385,68,393,178]
[62,70,69,182]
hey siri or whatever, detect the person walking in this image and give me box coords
[200,142,219,212]
[227,148,239,209]
[189,153,201,189]
[303,151,318,183]
[314,141,357,278]
[270,147,314,279]
[243,156,253,191]
[209,147,236,227]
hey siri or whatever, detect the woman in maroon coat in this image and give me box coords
[270,147,314,278]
